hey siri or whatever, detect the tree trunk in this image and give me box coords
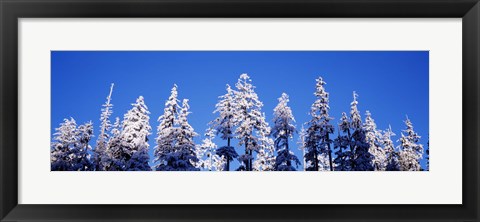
[226,137,231,171]
[244,138,249,171]
[249,150,253,171]
[326,134,333,171]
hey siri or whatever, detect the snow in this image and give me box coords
[154,86,199,171]
[302,77,334,171]
[271,93,298,171]
[398,117,424,171]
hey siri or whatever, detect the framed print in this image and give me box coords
[1,0,479,221]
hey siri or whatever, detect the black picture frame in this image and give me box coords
[1,0,479,221]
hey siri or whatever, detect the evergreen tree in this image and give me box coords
[234,74,264,171]
[154,85,181,170]
[253,113,276,171]
[51,118,78,171]
[104,117,124,171]
[210,84,238,171]
[154,87,199,171]
[383,125,400,171]
[349,92,374,171]
[333,112,351,171]
[174,99,200,171]
[271,93,299,171]
[364,111,386,171]
[95,83,114,171]
[304,77,334,171]
[71,121,94,171]
[196,129,226,171]
[398,117,423,171]
[120,96,152,171]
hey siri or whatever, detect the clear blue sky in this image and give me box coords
[51,51,429,170]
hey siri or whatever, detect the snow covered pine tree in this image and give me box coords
[364,111,387,171]
[234,74,265,171]
[154,85,199,171]
[71,121,94,171]
[383,125,400,171]
[51,118,94,171]
[154,85,181,171]
[253,112,276,171]
[119,96,152,171]
[95,83,114,171]
[333,112,351,171]
[349,92,374,171]
[174,99,200,170]
[398,117,424,171]
[210,84,238,171]
[51,118,78,171]
[195,128,226,171]
[271,93,300,171]
[304,77,334,171]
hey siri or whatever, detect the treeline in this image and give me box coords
[51,74,429,171]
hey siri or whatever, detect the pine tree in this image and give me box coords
[174,99,200,171]
[196,129,226,171]
[101,117,126,171]
[271,93,299,171]
[154,84,181,171]
[364,111,386,171]
[398,117,423,171]
[383,125,400,171]
[350,92,374,171]
[234,74,265,171]
[51,118,78,171]
[105,117,126,171]
[120,96,152,171]
[304,77,334,171]
[95,83,114,171]
[70,121,94,171]
[253,113,276,171]
[333,112,351,171]
[210,84,238,171]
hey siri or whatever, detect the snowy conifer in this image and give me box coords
[210,84,238,171]
[105,117,125,171]
[195,129,225,171]
[95,83,114,170]
[120,96,152,171]
[172,99,199,171]
[383,126,400,171]
[154,84,181,170]
[333,112,351,171]
[364,111,386,171]
[154,89,199,171]
[349,92,374,171]
[51,118,78,171]
[253,113,276,171]
[271,93,299,171]
[234,74,265,171]
[70,121,94,171]
[398,117,423,171]
[304,77,334,171]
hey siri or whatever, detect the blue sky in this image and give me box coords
[51,51,429,170]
